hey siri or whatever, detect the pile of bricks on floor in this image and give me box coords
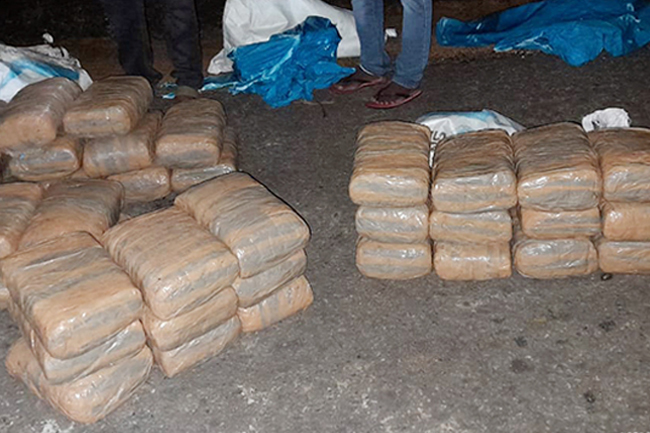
[350,121,650,280]
[0,76,237,201]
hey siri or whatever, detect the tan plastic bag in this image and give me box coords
[429,209,512,243]
[238,275,313,332]
[175,172,310,278]
[102,207,238,320]
[514,233,598,279]
[6,339,153,424]
[170,126,238,192]
[63,76,153,137]
[0,183,42,258]
[143,287,238,352]
[19,179,123,250]
[591,128,650,202]
[107,166,171,203]
[7,136,81,181]
[233,249,307,308]
[152,315,241,377]
[83,112,161,178]
[602,201,650,241]
[155,99,227,169]
[434,241,511,280]
[349,121,431,207]
[514,123,601,211]
[520,207,601,240]
[597,238,650,274]
[355,237,432,280]
[431,130,517,213]
[355,205,429,244]
[1,232,143,359]
[0,78,82,150]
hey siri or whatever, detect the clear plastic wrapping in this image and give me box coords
[83,112,161,178]
[514,123,601,211]
[7,135,82,181]
[175,172,310,278]
[107,166,171,203]
[155,99,227,169]
[102,207,238,320]
[597,238,650,274]
[152,316,241,377]
[0,281,9,310]
[349,121,431,207]
[355,205,429,244]
[18,179,123,250]
[63,76,153,138]
[0,78,82,150]
[520,207,601,239]
[233,249,307,308]
[429,209,512,243]
[6,339,153,424]
[433,241,511,280]
[1,232,143,359]
[170,126,238,192]
[431,130,517,213]
[355,237,432,280]
[142,287,238,352]
[237,275,313,333]
[0,183,42,258]
[602,201,650,241]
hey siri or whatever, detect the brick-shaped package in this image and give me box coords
[520,207,601,240]
[602,201,650,241]
[429,210,512,243]
[7,136,82,181]
[514,233,598,279]
[597,239,650,274]
[433,241,511,280]
[355,205,429,244]
[0,183,42,258]
[355,237,432,280]
[107,166,171,203]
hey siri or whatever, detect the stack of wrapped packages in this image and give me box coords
[430,130,517,280]
[349,122,433,280]
[593,128,650,273]
[513,123,601,278]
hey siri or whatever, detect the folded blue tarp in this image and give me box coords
[436,0,650,66]
[202,16,354,108]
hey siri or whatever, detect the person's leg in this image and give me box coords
[161,0,204,90]
[99,0,162,86]
[352,0,391,78]
[392,0,433,89]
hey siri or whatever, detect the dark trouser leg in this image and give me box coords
[162,0,204,89]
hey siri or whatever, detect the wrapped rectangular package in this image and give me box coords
[349,121,431,207]
[152,316,241,377]
[233,249,307,308]
[514,123,601,211]
[0,281,8,310]
[238,276,314,333]
[602,201,650,241]
[155,99,227,169]
[355,237,432,280]
[83,112,161,178]
[429,209,512,243]
[7,136,81,181]
[102,207,238,320]
[63,76,152,137]
[19,179,123,250]
[433,241,511,280]
[170,126,239,192]
[0,183,42,258]
[431,130,517,213]
[142,287,238,352]
[520,207,601,239]
[175,172,310,278]
[6,339,153,424]
[0,78,82,150]
[591,128,650,202]
[1,232,143,359]
[597,239,650,274]
[107,166,171,203]
[355,205,429,243]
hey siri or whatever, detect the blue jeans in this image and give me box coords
[352,0,432,89]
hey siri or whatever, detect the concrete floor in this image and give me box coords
[2,49,650,433]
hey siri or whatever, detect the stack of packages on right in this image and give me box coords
[349,122,432,280]
[430,130,517,280]
[513,123,602,278]
[592,128,650,273]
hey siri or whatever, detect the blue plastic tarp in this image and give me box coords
[202,16,354,108]
[436,0,650,66]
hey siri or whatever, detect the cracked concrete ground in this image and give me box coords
[2,48,650,433]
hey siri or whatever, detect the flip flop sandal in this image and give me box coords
[365,87,423,110]
[330,72,389,95]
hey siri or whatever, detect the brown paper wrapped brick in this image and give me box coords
[7,136,82,181]
[602,201,650,241]
[597,238,650,274]
[520,207,601,240]
[355,237,432,280]
[434,241,511,280]
[0,182,42,258]
[355,205,429,244]
[429,210,512,243]
[107,166,171,203]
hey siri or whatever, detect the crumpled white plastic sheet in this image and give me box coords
[581,107,631,132]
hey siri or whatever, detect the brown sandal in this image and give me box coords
[330,68,389,95]
[366,81,422,109]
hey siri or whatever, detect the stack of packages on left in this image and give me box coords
[592,128,650,273]
[349,122,432,280]
[513,123,602,278]
[429,130,517,280]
